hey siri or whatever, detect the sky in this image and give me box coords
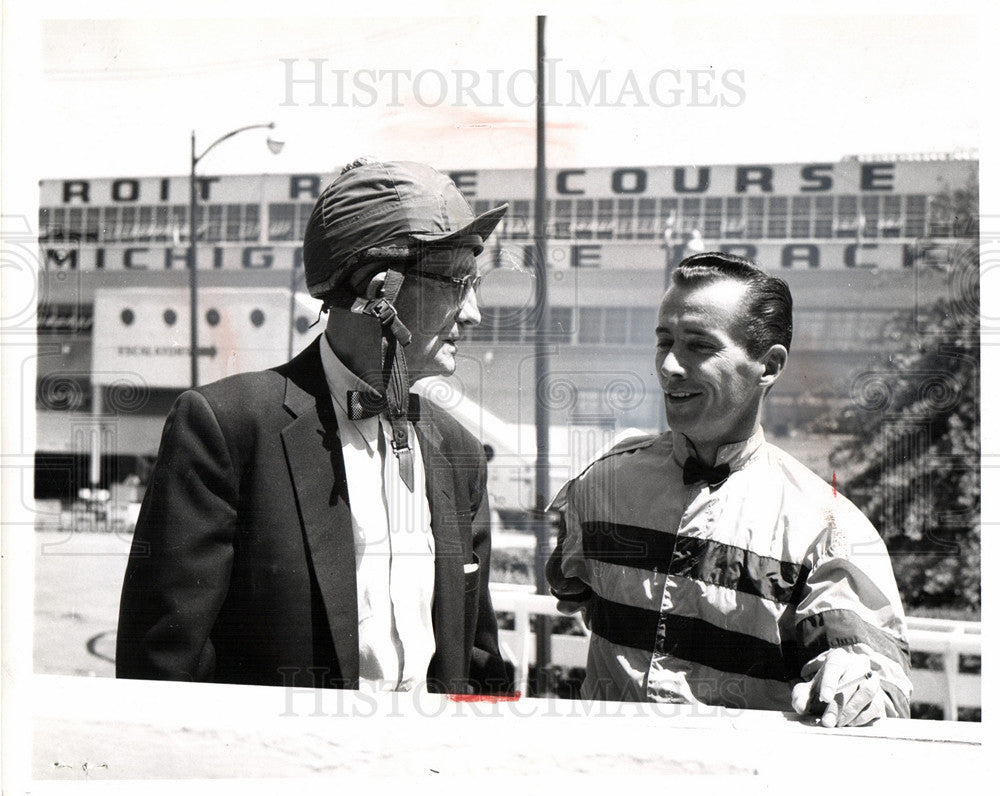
[15,3,993,180]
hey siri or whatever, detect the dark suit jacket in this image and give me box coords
[116,338,511,694]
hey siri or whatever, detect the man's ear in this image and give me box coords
[759,344,788,388]
[365,271,388,299]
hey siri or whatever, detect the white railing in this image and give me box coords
[490,585,981,721]
[905,617,981,720]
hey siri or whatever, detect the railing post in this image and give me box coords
[942,631,961,721]
[515,601,531,697]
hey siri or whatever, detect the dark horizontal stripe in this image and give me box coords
[581,521,677,572]
[655,612,800,682]
[589,595,799,682]
[669,536,809,605]
[588,595,659,652]
[796,608,911,674]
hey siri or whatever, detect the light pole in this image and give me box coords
[533,14,553,695]
[662,211,677,291]
[188,122,283,387]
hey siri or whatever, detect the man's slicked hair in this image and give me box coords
[671,251,793,358]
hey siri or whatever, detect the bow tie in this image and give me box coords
[682,457,731,490]
[346,390,388,421]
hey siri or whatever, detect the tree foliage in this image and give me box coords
[815,177,980,612]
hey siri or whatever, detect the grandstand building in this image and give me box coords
[35,155,978,503]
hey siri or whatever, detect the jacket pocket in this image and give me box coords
[462,553,481,671]
[463,555,480,585]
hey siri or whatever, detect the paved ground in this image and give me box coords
[33,530,132,678]
[32,519,552,680]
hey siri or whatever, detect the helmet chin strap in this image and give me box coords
[352,266,415,491]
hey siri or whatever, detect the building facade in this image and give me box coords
[35,156,978,504]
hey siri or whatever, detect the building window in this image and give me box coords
[636,198,658,239]
[99,206,117,242]
[724,197,745,238]
[268,203,296,241]
[295,203,312,241]
[767,196,788,238]
[574,200,594,239]
[659,198,679,238]
[205,205,224,242]
[703,197,723,239]
[84,208,101,243]
[928,194,954,237]
[553,199,573,238]
[120,206,137,242]
[745,197,765,239]
[578,307,602,343]
[550,306,573,344]
[66,207,84,242]
[170,206,187,243]
[628,308,657,345]
[596,199,615,240]
[223,204,242,241]
[835,195,860,238]
[616,198,635,239]
[603,308,628,344]
[476,305,531,344]
[680,197,702,234]
[151,206,170,242]
[813,196,834,238]
[904,194,927,238]
[239,205,260,240]
[880,195,902,238]
[510,200,532,239]
[135,206,154,242]
[861,195,880,239]
[791,196,811,238]
[36,303,94,334]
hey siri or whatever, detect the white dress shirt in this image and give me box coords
[320,334,436,691]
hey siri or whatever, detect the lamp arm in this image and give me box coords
[193,122,275,166]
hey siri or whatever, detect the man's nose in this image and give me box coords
[457,287,482,326]
[660,349,685,378]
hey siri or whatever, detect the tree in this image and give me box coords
[816,177,980,612]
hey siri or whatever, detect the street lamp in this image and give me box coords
[188,122,284,387]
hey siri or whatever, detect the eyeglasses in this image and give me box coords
[408,269,483,299]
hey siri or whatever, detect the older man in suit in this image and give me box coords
[117,159,511,695]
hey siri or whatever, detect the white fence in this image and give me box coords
[490,585,981,721]
[905,616,981,720]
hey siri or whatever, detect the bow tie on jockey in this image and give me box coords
[682,457,732,490]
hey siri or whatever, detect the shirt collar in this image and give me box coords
[319,333,386,451]
[319,332,382,415]
[671,426,765,471]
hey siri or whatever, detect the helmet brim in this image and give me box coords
[409,204,508,254]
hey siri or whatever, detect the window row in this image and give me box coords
[38,204,262,245]
[39,193,968,245]
[37,304,94,333]
[465,306,896,350]
[478,194,957,241]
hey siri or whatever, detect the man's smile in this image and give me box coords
[665,388,701,403]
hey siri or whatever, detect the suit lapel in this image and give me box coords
[279,341,360,686]
[276,349,470,690]
[413,397,464,557]
[413,398,468,689]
